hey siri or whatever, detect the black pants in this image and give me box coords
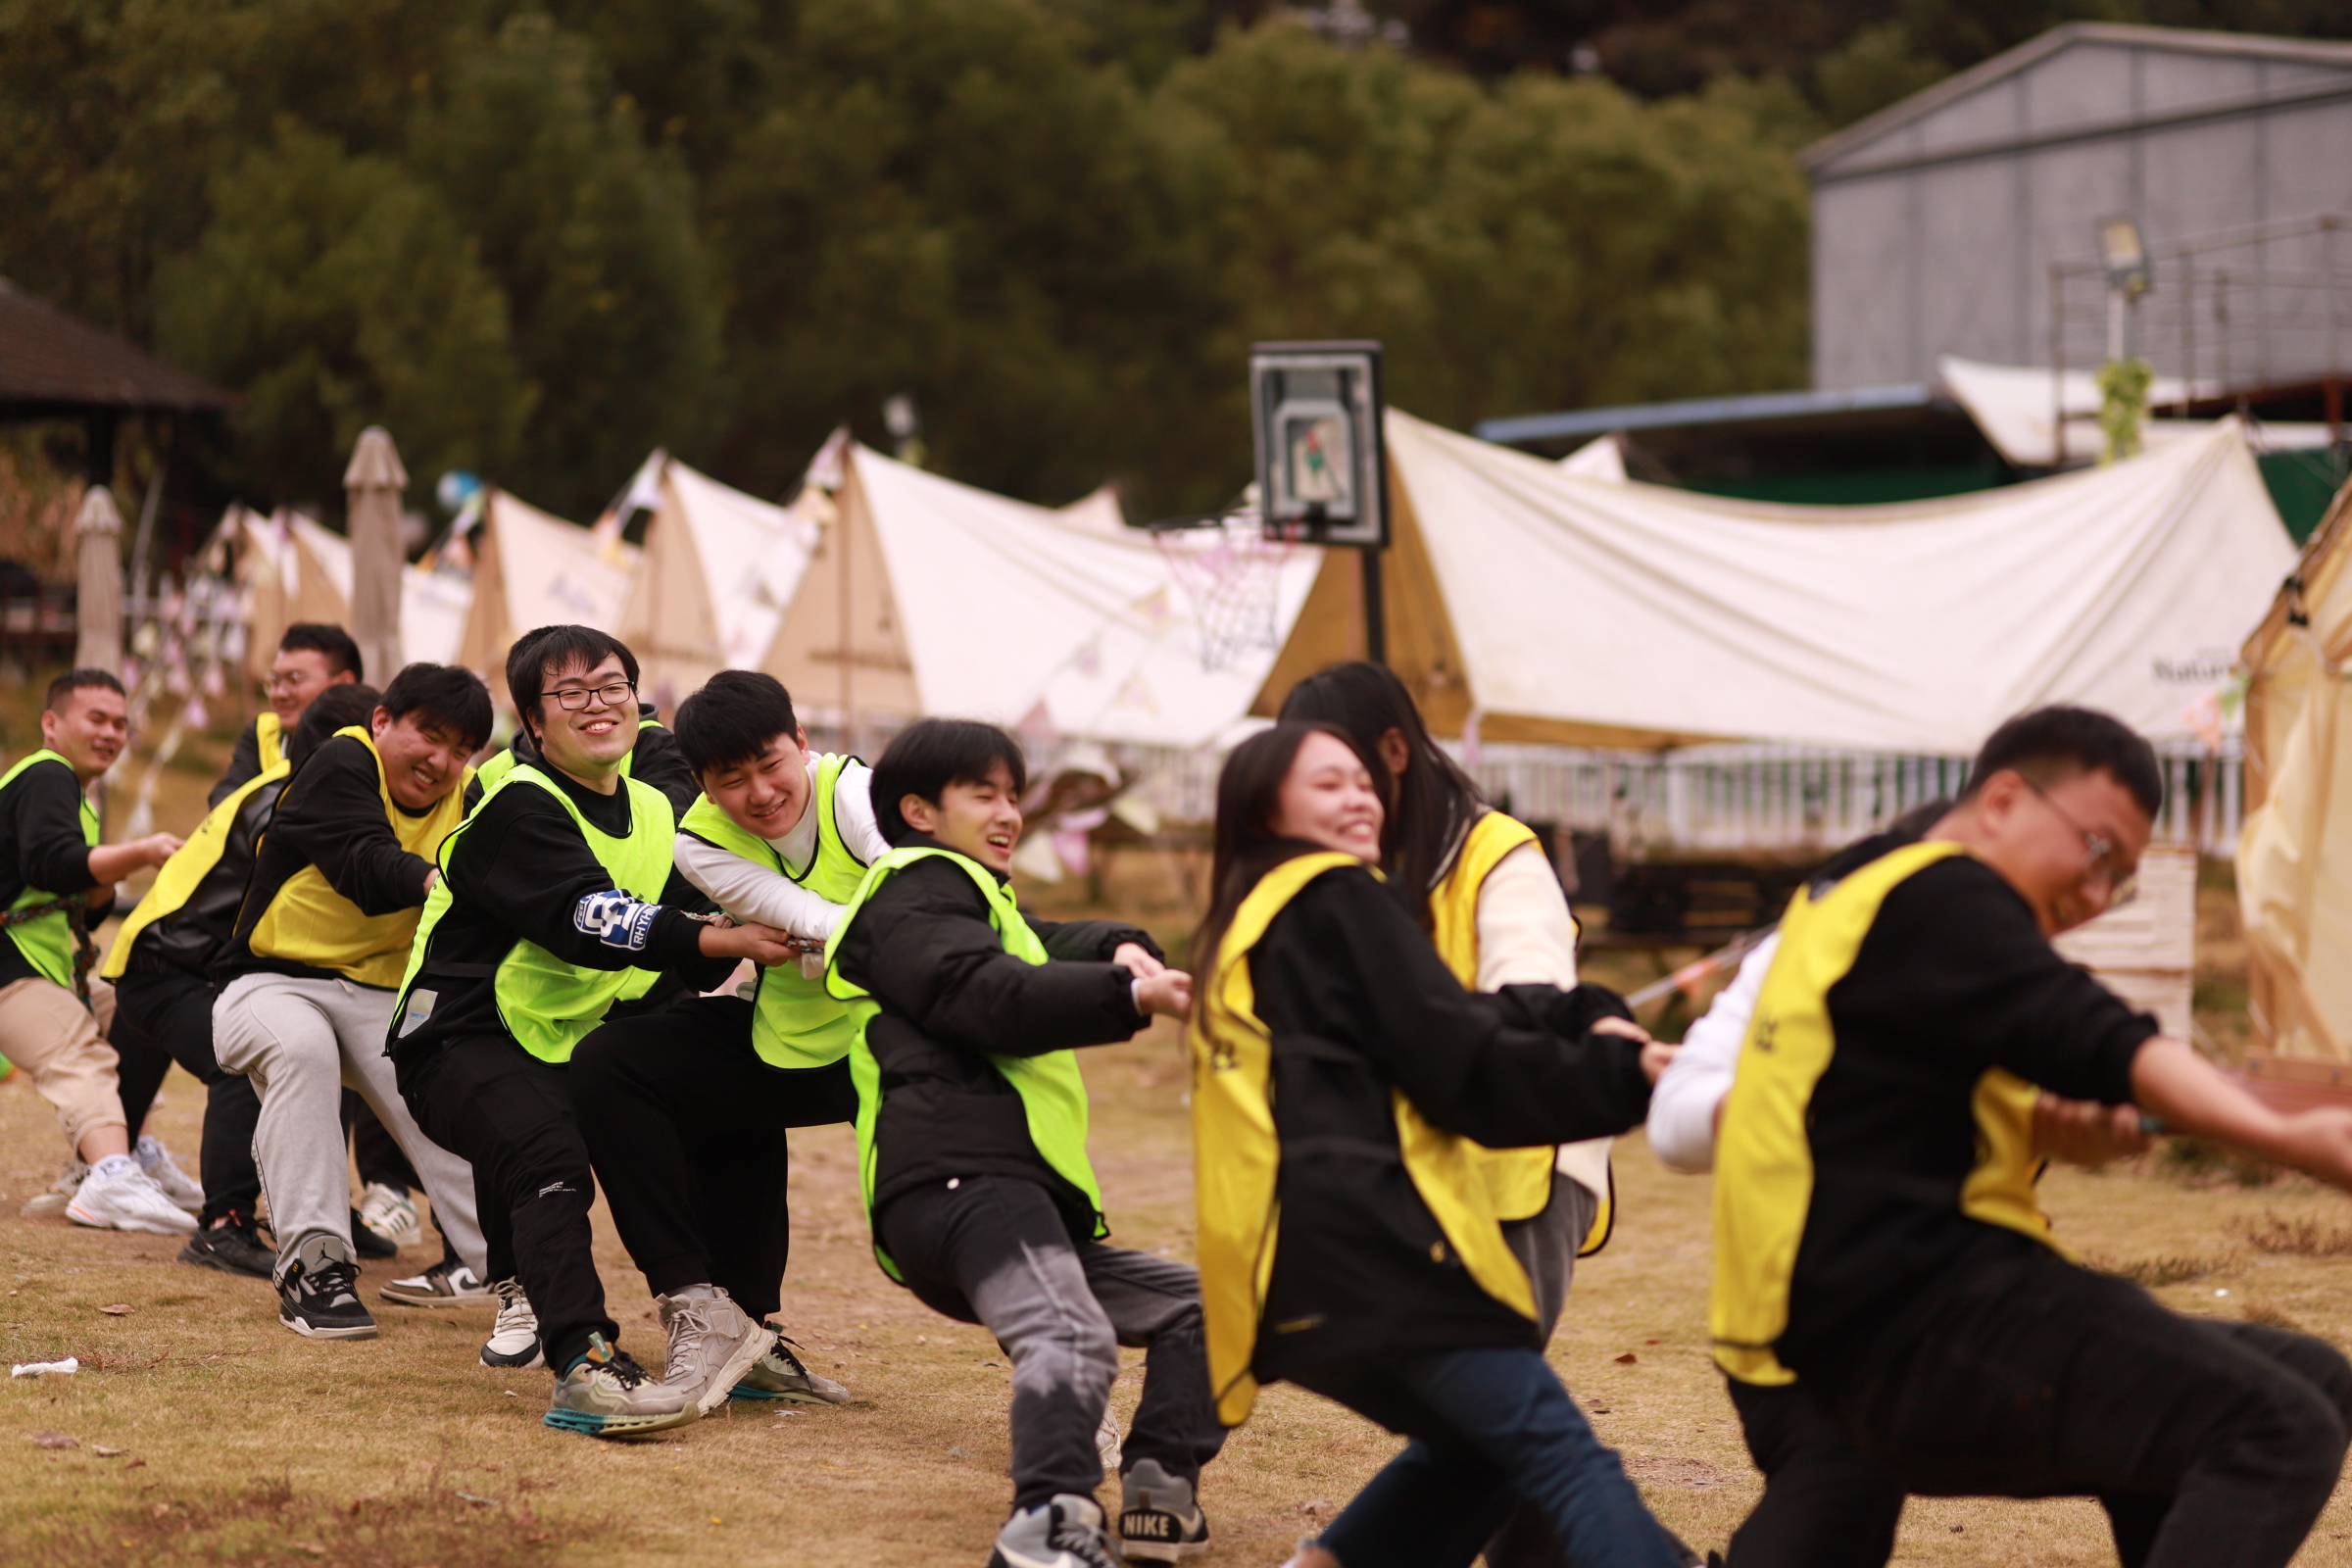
[108,968,262,1226]
[880,1175,1227,1510]
[1724,1376,1903,1568]
[571,995,857,1319]
[1815,1249,2352,1568]
[397,1032,614,1372]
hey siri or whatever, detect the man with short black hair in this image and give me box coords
[1713,704,2352,1568]
[212,662,496,1341]
[0,670,189,1233]
[389,627,798,1438]
[212,623,364,808]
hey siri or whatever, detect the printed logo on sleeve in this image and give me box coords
[397,989,437,1039]
[573,890,656,953]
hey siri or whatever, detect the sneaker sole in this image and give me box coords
[377,1287,492,1308]
[687,1327,783,1417]
[726,1382,851,1405]
[1118,1541,1208,1563]
[66,1204,197,1236]
[482,1346,546,1370]
[542,1404,699,1439]
[280,1310,379,1341]
[20,1194,73,1218]
[176,1240,274,1281]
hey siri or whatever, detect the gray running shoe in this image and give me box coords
[543,1334,697,1440]
[480,1278,543,1370]
[21,1158,87,1218]
[1117,1458,1210,1562]
[134,1135,204,1214]
[988,1494,1117,1568]
[378,1258,491,1306]
[728,1323,852,1405]
[656,1290,774,1416]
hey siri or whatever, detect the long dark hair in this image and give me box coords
[1190,721,1379,984]
[1278,661,1482,922]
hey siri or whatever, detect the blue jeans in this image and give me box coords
[1292,1346,1684,1568]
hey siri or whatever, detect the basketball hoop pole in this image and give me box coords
[1360,546,1386,665]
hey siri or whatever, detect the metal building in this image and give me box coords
[1807,24,2352,399]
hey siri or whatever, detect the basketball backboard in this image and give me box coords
[1250,341,1388,548]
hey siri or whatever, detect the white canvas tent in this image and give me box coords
[237,507,474,676]
[614,457,819,706]
[453,489,634,702]
[761,444,1316,750]
[1257,408,2295,756]
[1938,356,2337,467]
[2238,476,2352,1059]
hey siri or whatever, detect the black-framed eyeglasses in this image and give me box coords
[2022,778,2139,907]
[539,680,635,712]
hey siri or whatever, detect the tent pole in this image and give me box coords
[1360,545,1386,666]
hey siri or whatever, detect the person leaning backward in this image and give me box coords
[387,625,800,1441]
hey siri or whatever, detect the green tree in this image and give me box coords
[155,123,532,514]
[410,15,720,517]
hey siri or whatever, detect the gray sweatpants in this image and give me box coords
[214,972,486,1283]
[879,1174,1227,1511]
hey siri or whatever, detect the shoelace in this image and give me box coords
[668,1298,722,1364]
[598,1349,652,1390]
[1049,1516,1115,1568]
[495,1279,534,1318]
[769,1333,813,1376]
[306,1258,363,1307]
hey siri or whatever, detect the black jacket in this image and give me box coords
[1248,862,1651,1378]
[830,842,1158,1238]
[122,775,286,979]
[0,756,99,989]
[209,716,269,809]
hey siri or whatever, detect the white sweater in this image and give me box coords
[671,760,891,942]
[1644,932,1779,1173]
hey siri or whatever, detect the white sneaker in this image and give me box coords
[378,1259,491,1306]
[357,1182,422,1250]
[480,1278,543,1369]
[988,1494,1118,1568]
[134,1136,204,1215]
[68,1163,199,1235]
[20,1158,87,1218]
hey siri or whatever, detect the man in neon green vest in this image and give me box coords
[572,670,875,1416]
[0,669,187,1234]
[388,626,800,1440]
[823,718,1216,1568]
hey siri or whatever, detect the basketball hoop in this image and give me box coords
[1152,515,1294,673]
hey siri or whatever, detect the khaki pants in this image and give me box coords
[0,976,123,1153]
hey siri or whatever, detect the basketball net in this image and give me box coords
[1153,519,1295,673]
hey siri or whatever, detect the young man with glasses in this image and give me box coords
[1711,705,2352,1568]
[212,623,364,808]
[387,626,800,1439]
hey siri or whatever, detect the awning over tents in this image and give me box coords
[616,457,818,705]
[1256,409,2295,756]
[761,444,1316,749]
[453,489,633,700]
[1938,356,2336,468]
[2239,477,2352,1059]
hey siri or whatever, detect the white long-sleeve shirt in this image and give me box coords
[671,760,891,942]
[1644,931,1779,1173]
[1470,839,1612,1201]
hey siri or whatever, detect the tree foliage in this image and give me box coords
[4,0,2331,528]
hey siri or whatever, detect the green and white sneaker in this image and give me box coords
[544,1335,698,1440]
[728,1323,852,1405]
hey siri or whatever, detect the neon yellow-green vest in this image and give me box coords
[824,845,1105,1281]
[395,761,675,1064]
[678,754,867,1071]
[0,750,99,991]
[102,758,291,981]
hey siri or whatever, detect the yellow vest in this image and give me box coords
[1191,851,1537,1427]
[1429,809,1614,1248]
[254,710,285,773]
[245,726,469,988]
[102,759,291,980]
[1711,841,2055,1386]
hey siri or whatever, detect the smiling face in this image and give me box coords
[1941,766,2153,936]
[269,647,353,726]
[1269,730,1384,862]
[42,683,128,781]
[700,729,813,841]
[370,709,473,810]
[901,760,1023,873]
[531,654,638,785]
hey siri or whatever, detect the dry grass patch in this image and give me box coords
[2233,1210,2352,1256]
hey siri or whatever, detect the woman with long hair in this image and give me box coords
[1187,721,1683,1568]
[1280,663,1608,1336]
